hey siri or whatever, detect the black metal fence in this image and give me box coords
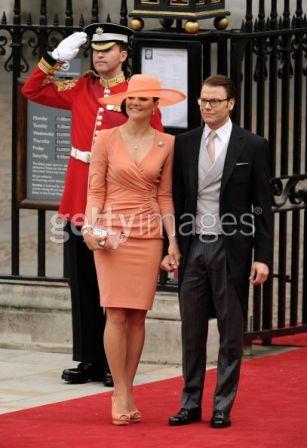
[0,0,306,342]
[230,0,307,341]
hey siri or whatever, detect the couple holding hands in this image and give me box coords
[22,23,272,429]
[84,73,272,427]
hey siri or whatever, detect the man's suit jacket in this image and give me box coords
[173,123,273,317]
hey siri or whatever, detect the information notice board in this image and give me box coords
[141,46,188,129]
[17,59,81,209]
[132,38,203,134]
[26,103,71,203]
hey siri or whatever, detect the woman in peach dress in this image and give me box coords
[82,75,185,425]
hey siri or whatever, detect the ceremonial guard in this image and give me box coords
[22,23,163,386]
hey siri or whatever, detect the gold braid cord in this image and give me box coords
[55,79,78,91]
[38,56,64,87]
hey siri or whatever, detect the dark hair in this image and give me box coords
[202,75,237,101]
[120,97,159,117]
[116,42,128,53]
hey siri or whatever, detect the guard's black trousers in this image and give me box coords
[65,223,108,367]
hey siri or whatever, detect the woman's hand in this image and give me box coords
[168,238,181,267]
[82,228,108,251]
[160,239,181,272]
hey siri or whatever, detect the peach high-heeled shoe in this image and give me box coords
[111,395,130,426]
[129,409,142,423]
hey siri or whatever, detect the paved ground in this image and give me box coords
[0,344,293,415]
[0,348,181,415]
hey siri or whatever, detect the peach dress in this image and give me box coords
[87,126,175,310]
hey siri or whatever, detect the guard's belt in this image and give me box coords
[70,146,91,164]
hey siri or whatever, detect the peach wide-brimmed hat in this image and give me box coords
[98,74,186,107]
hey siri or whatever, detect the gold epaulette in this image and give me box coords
[55,79,78,91]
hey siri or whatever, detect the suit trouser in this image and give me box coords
[179,236,243,414]
[65,223,108,366]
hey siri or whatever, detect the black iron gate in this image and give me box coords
[0,0,306,342]
[230,1,307,341]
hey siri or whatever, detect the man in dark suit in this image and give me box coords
[166,75,273,428]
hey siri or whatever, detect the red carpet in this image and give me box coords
[1,344,307,448]
[253,331,307,347]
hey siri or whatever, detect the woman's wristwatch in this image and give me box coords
[92,228,108,238]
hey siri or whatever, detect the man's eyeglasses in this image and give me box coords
[197,98,229,108]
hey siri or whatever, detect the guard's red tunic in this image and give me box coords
[22,54,163,224]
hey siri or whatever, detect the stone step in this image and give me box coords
[0,281,219,365]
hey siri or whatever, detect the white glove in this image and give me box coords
[51,32,87,62]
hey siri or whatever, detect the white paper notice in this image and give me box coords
[141,47,188,129]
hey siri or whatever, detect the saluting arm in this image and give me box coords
[21,32,87,110]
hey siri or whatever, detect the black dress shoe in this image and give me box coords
[169,408,202,426]
[101,370,114,387]
[210,410,231,428]
[61,362,113,386]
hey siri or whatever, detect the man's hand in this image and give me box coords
[168,239,181,269]
[160,255,175,272]
[51,32,87,62]
[161,240,181,272]
[249,262,269,285]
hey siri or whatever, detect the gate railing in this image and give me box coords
[230,1,307,341]
[0,0,306,342]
